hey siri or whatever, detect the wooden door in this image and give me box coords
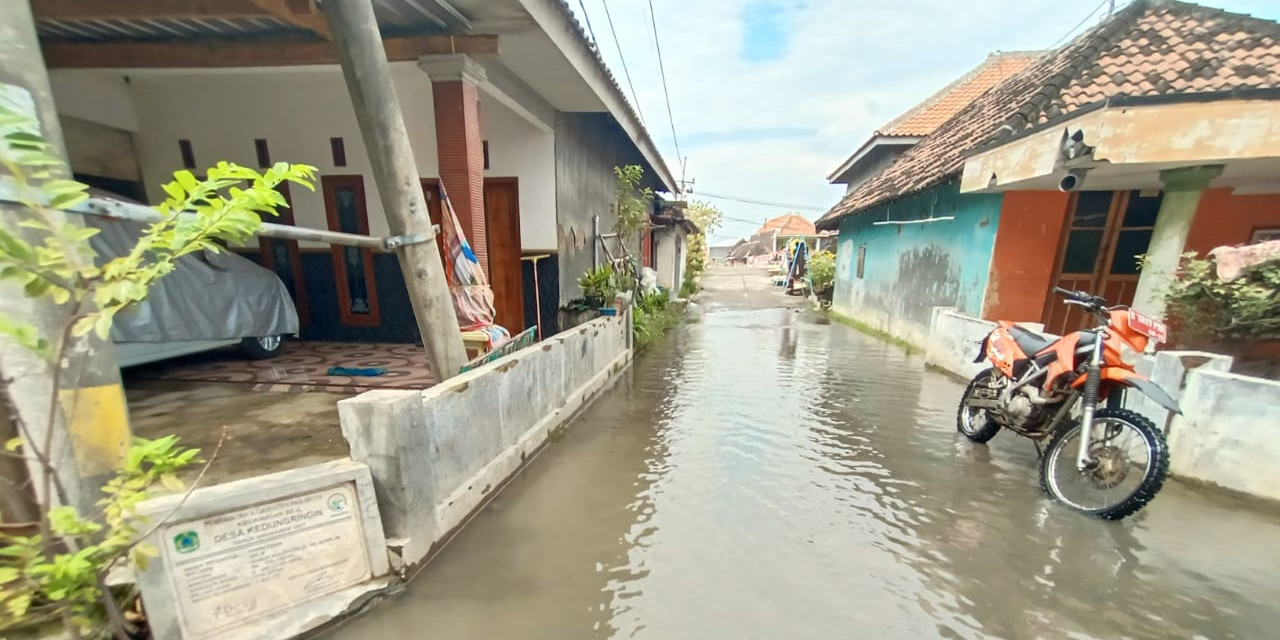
[421,178,525,331]
[321,175,380,326]
[1044,190,1164,334]
[257,183,310,325]
[484,178,525,331]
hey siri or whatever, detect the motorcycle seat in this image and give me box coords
[1010,325,1097,359]
[1009,326,1056,356]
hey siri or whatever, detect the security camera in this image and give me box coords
[1059,168,1088,192]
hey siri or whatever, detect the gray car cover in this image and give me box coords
[86,210,299,344]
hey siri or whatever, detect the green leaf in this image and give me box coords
[5,437,23,452]
[0,566,19,583]
[93,312,114,340]
[174,170,199,192]
[5,593,31,618]
[159,473,184,492]
[0,316,44,350]
[49,191,89,210]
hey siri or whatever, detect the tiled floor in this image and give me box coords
[126,341,438,393]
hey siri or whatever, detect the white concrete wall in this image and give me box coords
[48,70,139,132]
[924,307,1045,380]
[338,313,632,566]
[50,64,556,250]
[653,226,686,292]
[1168,370,1280,500]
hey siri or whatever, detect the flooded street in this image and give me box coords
[334,266,1280,640]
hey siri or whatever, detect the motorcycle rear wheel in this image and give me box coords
[957,369,1002,443]
[1039,408,1168,520]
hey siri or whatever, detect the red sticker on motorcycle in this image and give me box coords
[1129,309,1168,344]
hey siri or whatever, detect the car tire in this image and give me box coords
[240,335,284,360]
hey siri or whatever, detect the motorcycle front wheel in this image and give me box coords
[1039,408,1169,520]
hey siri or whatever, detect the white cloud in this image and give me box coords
[575,0,1280,243]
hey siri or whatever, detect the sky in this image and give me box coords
[569,0,1280,246]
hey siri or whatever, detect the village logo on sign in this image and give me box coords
[173,530,201,554]
[328,493,348,513]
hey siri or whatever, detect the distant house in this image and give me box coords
[817,0,1280,345]
[827,51,1041,194]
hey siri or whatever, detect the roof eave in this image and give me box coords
[827,135,922,183]
[518,0,678,193]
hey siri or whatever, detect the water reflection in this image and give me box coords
[334,304,1280,640]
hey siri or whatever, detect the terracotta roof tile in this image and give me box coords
[878,51,1044,137]
[758,213,816,236]
[818,0,1280,229]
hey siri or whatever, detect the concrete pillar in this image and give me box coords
[1132,165,1224,318]
[0,1,131,514]
[420,54,489,274]
[322,0,468,379]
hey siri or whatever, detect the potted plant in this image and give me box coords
[578,264,619,315]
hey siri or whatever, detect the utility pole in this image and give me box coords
[0,1,132,516]
[322,0,468,379]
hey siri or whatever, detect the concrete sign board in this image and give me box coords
[136,460,389,640]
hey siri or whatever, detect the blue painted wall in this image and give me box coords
[832,182,1003,345]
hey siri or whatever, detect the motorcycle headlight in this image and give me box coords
[1118,340,1142,368]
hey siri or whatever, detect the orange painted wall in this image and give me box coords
[1186,188,1280,253]
[982,191,1071,322]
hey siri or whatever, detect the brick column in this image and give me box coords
[419,54,489,273]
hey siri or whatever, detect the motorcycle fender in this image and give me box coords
[1071,369,1182,414]
[973,335,989,363]
[1123,376,1182,415]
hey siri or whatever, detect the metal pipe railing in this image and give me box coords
[82,196,396,250]
[0,178,431,251]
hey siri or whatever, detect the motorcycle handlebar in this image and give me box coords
[1053,286,1109,310]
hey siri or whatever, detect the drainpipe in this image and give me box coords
[592,214,599,268]
[1131,165,1224,319]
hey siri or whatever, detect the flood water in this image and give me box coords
[334,267,1280,640]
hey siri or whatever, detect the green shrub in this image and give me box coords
[1159,251,1280,342]
[809,250,836,295]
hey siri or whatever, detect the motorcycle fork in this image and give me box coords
[1075,331,1106,470]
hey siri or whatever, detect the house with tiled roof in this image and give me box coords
[817,0,1280,345]
[758,213,817,236]
[21,0,679,345]
[827,50,1042,194]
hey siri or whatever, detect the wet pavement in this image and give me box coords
[333,266,1280,640]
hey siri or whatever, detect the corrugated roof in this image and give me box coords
[32,0,462,42]
[818,0,1280,230]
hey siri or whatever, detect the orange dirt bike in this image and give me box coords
[957,287,1180,519]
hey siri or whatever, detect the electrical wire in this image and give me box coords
[694,190,828,212]
[599,0,647,126]
[645,0,682,162]
[576,0,600,48]
[1051,0,1110,48]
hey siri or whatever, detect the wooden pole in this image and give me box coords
[321,0,468,379]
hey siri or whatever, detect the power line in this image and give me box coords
[575,0,600,48]
[599,0,646,126]
[694,190,828,212]
[1052,0,1110,48]
[645,0,682,165]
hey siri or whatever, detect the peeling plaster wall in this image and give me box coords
[832,183,1002,346]
[553,113,659,306]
